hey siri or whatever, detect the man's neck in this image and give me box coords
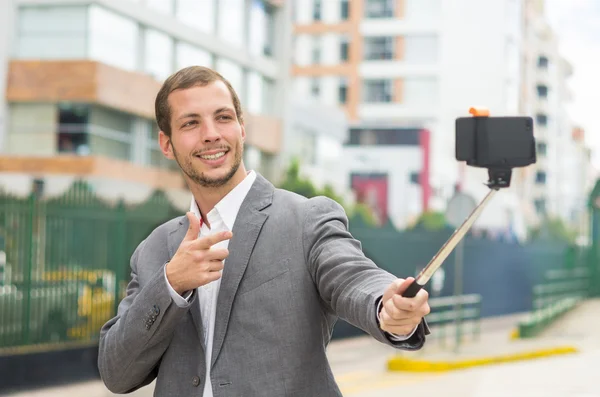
[188,170,247,228]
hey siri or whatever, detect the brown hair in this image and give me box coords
[155,66,244,138]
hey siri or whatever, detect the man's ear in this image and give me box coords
[240,123,246,143]
[159,131,175,159]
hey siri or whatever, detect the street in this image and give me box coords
[6,299,600,397]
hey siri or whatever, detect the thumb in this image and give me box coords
[383,277,414,303]
[183,212,200,241]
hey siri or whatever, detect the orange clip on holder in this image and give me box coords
[469,107,490,117]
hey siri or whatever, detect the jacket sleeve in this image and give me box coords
[302,196,429,351]
[97,239,197,393]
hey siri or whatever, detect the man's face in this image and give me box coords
[159,81,246,188]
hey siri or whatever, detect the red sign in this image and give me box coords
[351,173,389,225]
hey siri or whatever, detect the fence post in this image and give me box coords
[22,193,36,345]
[113,200,126,316]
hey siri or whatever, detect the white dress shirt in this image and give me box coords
[164,170,257,396]
[163,170,416,394]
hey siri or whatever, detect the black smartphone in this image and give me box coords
[455,116,536,169]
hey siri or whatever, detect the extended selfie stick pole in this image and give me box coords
[402,184,500,298]
[401,105,513,299]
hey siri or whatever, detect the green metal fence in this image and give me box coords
[0,181,181,351]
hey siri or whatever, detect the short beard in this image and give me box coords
[172,143,242,188]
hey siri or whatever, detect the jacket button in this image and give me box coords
[192,376,200,387]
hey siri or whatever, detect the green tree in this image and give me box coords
[277,158,378,226]
[529,217,577,243]
[410,211,448,231]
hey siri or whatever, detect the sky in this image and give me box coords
[544,0,600,169]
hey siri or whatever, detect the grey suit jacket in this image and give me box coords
[98,173,430,397]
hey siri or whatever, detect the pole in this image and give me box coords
[454,240,464,352]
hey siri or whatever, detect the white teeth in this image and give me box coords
[199,152,226,160]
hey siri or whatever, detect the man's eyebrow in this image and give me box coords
[214,107,234,114]
[176,112,200,121]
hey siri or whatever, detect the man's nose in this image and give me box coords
[200,120,221,142]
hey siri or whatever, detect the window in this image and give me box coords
[57,103,90,155]
[410,171,420,184]
[247,71,264,114]
[535,171,546,184]
[339,77,348,104]
[537,85,548,99]
[314,0,322,21]
[340,36,349,61]
[404,0,441,20]
[312,36,321,63]
[216,58,244,103]
[218,0,244,47]
[364,37,394,60]
[341,0,350,19]
[262,77,276,115]
[17,6,87,59]
[144,29,173,81]
[536,114,548,126]
[403,78,439,106]
[176,42,212,69]
[249,0,267,56]
[176,0,215,33]
[365,0,394,18]
[349,128,421,145]
[536,142,547,156]
[403,35,439,64]
[534,198,546,214]
[363,79,393,103]
[264,5,276,56]
[538,55,548,69]
[311,78,320,97]
[88,6,139,71]
[145,0,174,14]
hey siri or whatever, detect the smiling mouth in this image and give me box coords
[195,149,229,160]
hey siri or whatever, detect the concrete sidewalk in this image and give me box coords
[6,299,600,397]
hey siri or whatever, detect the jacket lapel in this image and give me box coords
[210,174,273,369]
[167,219,206,353]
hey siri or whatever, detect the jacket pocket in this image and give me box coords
[237,258,291,296]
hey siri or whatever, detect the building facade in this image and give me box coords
[0,0,289,201]
[521,0,595,229]
[292,0,531,233]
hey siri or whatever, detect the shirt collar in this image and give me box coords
[189,170,257,231]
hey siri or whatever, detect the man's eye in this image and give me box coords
[182,120,198,128]
[218,115,232,121]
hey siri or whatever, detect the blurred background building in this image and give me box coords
[291,0,595,236]
[0,0,289,206]
[0,0,595,237]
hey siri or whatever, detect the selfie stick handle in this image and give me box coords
[402,187,499,298]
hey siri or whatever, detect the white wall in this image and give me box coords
[342,146,423,229]
[0,0,16,152]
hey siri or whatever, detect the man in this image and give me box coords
[98,66,431,397]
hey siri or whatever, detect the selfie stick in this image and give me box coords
[402,107,509,298]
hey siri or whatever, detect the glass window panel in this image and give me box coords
[247,71,264,114]
[16,6,87,59]
[176,42,212,69]
[145,0,174,15]
[218,0,244,47]
[175,0,215,33]
[403,35,438,64]
[403,77,439,105]
[144,29,173,81]
[249,0,267,56]
[362,79,392,102]
[88,6,139,71]
[215,58,244,103]
[404,0,441,20]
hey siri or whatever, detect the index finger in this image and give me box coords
[195,230,233,249]
[393,288,428,312]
